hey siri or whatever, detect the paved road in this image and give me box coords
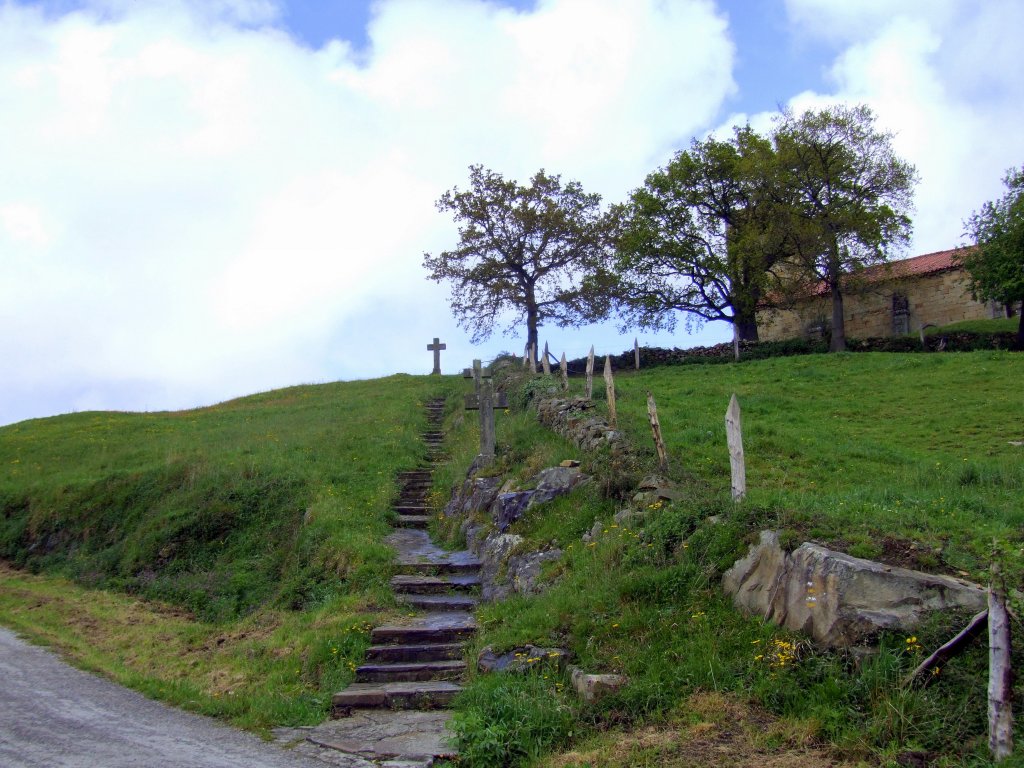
[0,627,330,768]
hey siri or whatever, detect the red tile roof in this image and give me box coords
[795,247,971,298]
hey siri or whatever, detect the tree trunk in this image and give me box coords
[830,281,847,352]
[526,301,539,363]
[735,317,759,342]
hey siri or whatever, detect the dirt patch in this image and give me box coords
[543,692,856,768]
[877,537,958,576]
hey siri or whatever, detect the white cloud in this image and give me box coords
[778,0,1024,253]
[0,0,735,425]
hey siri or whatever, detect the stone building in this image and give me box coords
[757,248,1010,342]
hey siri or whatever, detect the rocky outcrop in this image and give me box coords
[723,531,988,647]
[477,645,572,674]
[444,464,586,602]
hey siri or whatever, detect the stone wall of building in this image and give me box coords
[757,267,997,342]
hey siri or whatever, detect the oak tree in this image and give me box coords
[772,104,918,351]
[423,165,609,355]
[958,165,1024,349]
[606,126,787,341]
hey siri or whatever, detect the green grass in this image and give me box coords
[2,353,1022,763]
[609,352,1023,577]
[926,316,1020,334]
[440,352,1024,767]
[0,374,462,729]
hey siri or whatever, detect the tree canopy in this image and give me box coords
[771,104,918,351]
[423,165,609,356]
[958,165,1024,349]
[605,126,788,342]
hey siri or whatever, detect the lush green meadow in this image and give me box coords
[1,351,1021,764]
[0,375,459,730]
[441,351,1024,767]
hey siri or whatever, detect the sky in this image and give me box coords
[1,0,1022,426]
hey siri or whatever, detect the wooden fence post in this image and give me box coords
[529,344,537,374]
[603,356,617,428]
[585,346,595,400]
[560,352,568,391]
[647,391,668,472]
[634,338,640,370]
[725,394,746,502]
[542,342,551,375]
[989,561,1014,760]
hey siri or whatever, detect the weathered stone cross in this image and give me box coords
[463,360,508,462]
[426,337,446,375]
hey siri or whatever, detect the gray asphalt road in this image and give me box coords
[0,627,329,768]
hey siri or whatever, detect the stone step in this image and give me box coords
[332,681,462,715]
[396,560,481,576]
[397,473,433,481]
[365,642,465,663]
[396,515,430,529]
[394,505,428,514]
[398,594,478,611]
[355,659,466,684]
[371,616,476,646]
[390,574,480,595]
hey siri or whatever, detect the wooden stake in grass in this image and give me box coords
[989,561,1014,761]
[560,352,568,391]
[647,391,668,472]
[523,343,529,369]
[585,346,595,400]
[725,394,746,502]
[634,338,640,370]
[603,355,617,428]
[542,342,551,375]
[529,344,537,374]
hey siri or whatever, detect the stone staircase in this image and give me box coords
[331,398,480,731]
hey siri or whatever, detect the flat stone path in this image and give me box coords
[313,398,479,766]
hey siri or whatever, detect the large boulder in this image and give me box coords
[723,531,988,647]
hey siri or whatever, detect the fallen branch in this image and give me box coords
[902,609,988,688]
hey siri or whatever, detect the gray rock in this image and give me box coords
[568,666,628,704]
[509,548,563,594]
[493,491,534,532]
[527,466,588,507]
[463,476,502,515]
[723,530,988,647]
[477,645,572,674]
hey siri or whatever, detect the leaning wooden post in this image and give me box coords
[603,355,617,428]
[725,394,746,502]
[529,344,537,374]
[989,561,1014,761]
[585,346,595,400]
[559,352,568,391]
[634,338,640,370]
[542,342,551,375]
[646,391,668,472]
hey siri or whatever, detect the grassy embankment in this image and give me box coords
[0,375,460,731]
[1,349,1022,766]
[435,350,1024,767]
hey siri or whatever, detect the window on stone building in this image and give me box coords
[892,293,910,335]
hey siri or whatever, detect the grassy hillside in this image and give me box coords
[1,353,1021,764]
[0,375,460,728]
[437,351,1024,767]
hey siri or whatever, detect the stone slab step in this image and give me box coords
[355,659,466,684]
[396,560,481,576]
[397,594,478,611]
[394,505,428,514]
[365,642,465,663]
[332,681,462,715]
[371,614,476,646]
[390,574,480,595]
[396,515,430,529]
